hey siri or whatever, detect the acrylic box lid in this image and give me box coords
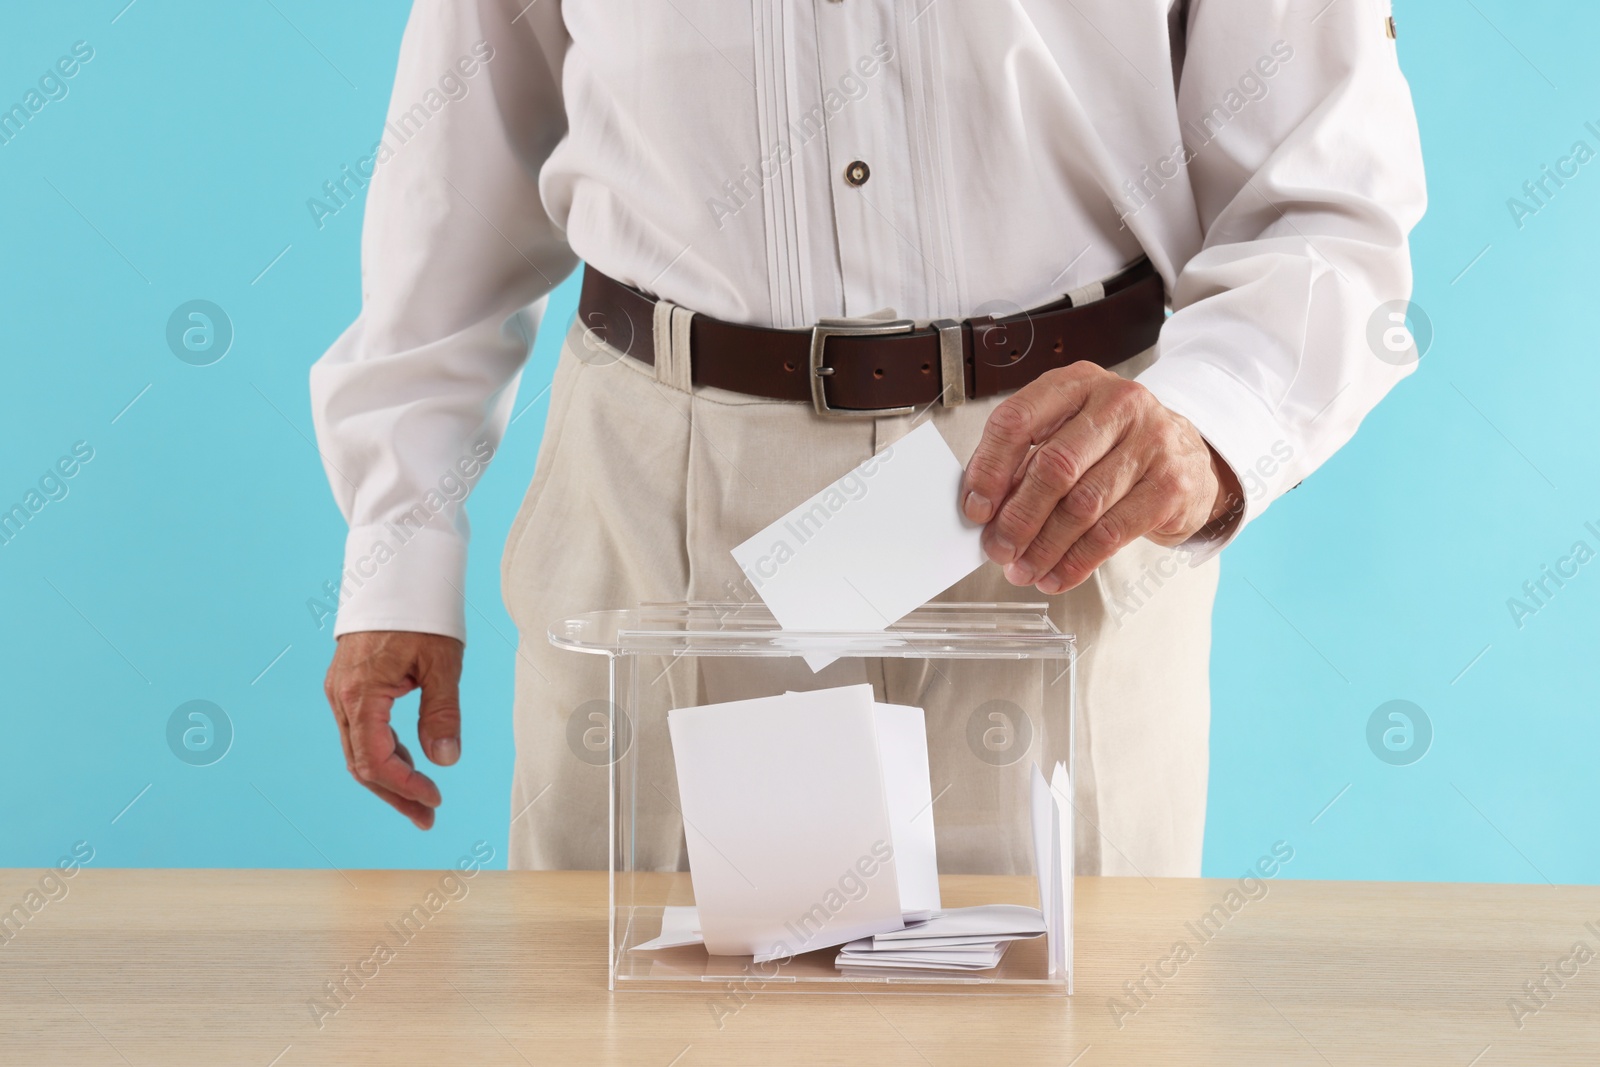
[548,601,1075,660]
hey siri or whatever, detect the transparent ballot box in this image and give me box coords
[549,601,1075,994]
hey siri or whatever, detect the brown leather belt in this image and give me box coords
[576,258,1165,417]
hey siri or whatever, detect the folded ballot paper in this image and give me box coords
[638,682,1074,979]
[730,421,987,671]
[652,684,937,961]
[834,905,1046,971]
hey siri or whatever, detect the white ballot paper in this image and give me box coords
[869,904,1046,942]
[841,946,1008,970]
[792,694,940,919]
[1031,761,1074,981]
[730,421,986,671]
[667,684,907,960]
[836,904,1047,971]
[870,702,942,920]
[629,905,702,952]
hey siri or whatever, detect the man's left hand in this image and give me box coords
[961,362,1242,594]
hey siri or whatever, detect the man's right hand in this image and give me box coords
[323,631,464,830]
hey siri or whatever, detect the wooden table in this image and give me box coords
[1,869,1595,1065]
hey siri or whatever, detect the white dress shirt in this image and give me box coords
[310,0,1426,641]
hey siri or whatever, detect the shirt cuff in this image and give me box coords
[1135,356,1293,566]
[331,523,468,641]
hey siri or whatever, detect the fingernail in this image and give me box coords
[1036,575,1066,595]
[434,738,460,766]
[963,491,993,523]
[990,535,1017,565]
[1005,560,1035,586]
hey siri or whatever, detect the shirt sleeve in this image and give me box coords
[310,0,578,640]
[1134,0,1427,562]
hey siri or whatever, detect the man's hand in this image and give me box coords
[323,631,464,830]
[961,362,1242,594]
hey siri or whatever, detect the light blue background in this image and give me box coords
[1,1,1593,882]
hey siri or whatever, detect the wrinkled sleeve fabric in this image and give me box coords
[1136,0,1426,561]
[310,0,578,641]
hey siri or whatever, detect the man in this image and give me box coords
[312,0,1424,876]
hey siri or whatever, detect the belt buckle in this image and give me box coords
[809,319,917,418]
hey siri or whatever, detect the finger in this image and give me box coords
[961,365,1097,524]
[347,692,443,810]
[325,681,356,771]
[1036,481,1174,594]
[328,685,432,828]
[416,649,463,767]
[355,773,437,829]
[985,381,1140,566]
[365,731,433,828]
[1005,443,1147,586]
[392,728,416,770]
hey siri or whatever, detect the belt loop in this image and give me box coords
[1065,280,1105,307]
[670,306,695,392]
[652,300,695,392]
[932,319,965,407]
[651,299,674,382]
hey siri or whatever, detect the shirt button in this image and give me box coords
[844,160,870,186]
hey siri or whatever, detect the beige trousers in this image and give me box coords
[501,320,1218,877]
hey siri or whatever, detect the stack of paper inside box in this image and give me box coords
[636,682,1071,976]
[834,903,1046,973]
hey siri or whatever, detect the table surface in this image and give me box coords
[2,868,1596,1066]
